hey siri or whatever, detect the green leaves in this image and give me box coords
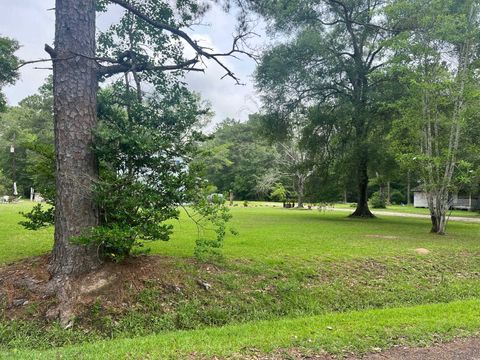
[84,80,207,260]
[199,117,277,200]
[0,37,19,88]
[190,190,233,262]
[19,204,54,231]
[0,37,20,113]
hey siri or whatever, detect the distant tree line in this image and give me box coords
[201,114,423,207]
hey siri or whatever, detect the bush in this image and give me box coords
[21,83,233,262]
[19,204,54,230]
[270,183,287,202]
[370,191,386,209]
[390,190,405,205]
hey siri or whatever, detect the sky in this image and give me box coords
[0,1,265,128]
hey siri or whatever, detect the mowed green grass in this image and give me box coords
[2,202,479,264]
[1,202,480,358]
[6,299,480,359]
[158,205,480,262]
[332,202,480,218]
[0,203,53,265]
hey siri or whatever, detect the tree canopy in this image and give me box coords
[0,36,20,112]
[252,0,401,217]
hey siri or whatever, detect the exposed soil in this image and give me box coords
[0,255,52,319]
[232,337,480,359]
[0,254,209,321]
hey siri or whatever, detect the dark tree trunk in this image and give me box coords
[349,66,374,218]
[50,0,100,278]
[430,214,439,233]
[430,212,446,234]
[350,154,374,218]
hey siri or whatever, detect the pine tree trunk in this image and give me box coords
[50,0,100,278]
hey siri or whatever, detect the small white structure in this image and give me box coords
[414,190,480,211]
[33,193,45,203]
[207,193,224,203]
[413,190,429,208]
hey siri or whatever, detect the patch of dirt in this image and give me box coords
[316,258,390,287]
[414,248,431,255]
[0,255,52,319]
[0,254,206,321]
[227,337,480,359]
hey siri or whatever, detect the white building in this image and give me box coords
[413,190,480,211]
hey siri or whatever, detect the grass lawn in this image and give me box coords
[331,202,480,218]
[1,202,480,358]
[6,299,480,359]
[0,203,53,265]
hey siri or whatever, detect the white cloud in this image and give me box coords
[1,1,55,104]
[0,1,265,127]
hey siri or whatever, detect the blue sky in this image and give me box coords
[0,1,265,127]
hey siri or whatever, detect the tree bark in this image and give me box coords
[387,181,391,205]
[430,212,446,235]
[296,193,304,208]
[50,0,100,278]
[407,171,411,205]
[430,214,439,233]
[350,153,374,217]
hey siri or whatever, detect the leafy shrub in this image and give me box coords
[271,183,287,202]
[390,190,405,205]
[0,170,8,195]
[21,83,233,262]
[369,191,386,208]
[19,204,54,230]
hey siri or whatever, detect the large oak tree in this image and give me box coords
[251,0,397,217]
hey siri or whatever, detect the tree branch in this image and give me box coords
[45,44,57,58]
[15,58,54,70]
[98,58,204,78]
[108,0,253,84]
